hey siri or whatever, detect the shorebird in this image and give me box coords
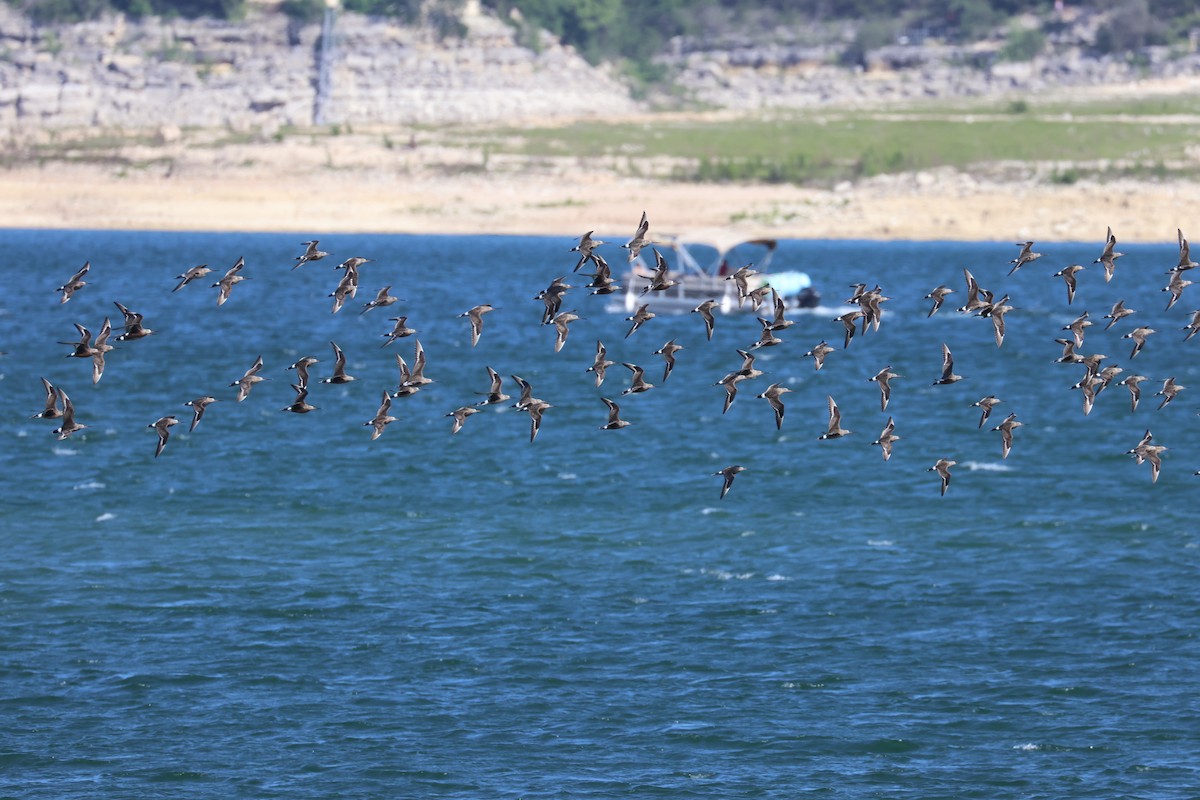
[52,388,87,440]
[30,377,63,420]
[745,285,774,313]
[1183,309,1200,342]
[1127,431,1167,483]
[640,249,679,294]
[1008,241,1042,275]
[756,382,793,430]
[381,316,417,346]
[90,317,113,384]
[294,240,329,269]
[148,415,180,457]
[991,412,1023,459]
[231,355,266,402]
[570,230,605,272]
[725,264,760,305]
[59,322,93,359]
[837,310,864,349]
[924,285,955,317]
[1172,228,1198,273]
[624,303,655,339]
[653,339,683,382]
[583,254,620,295]
[392,354,421,398]
[1162,270,1193,311]
[525,398,553,443]
[818,395,851,440]
[599,397,631,430]
[1093,226,1124,282]
[509,374,534,411]
[983,294,1013,348]
[1155,376,1184,410]
[184,395,217,432]
[321,341,355,384]
[475,366,511,406]
[364,392,398,440]
[928,459,956,496]
[360,285,400,315]
[56,261,90,304]
[1123,326,1155,359]
[286,355,320,389]
[1062,311,1092,348]
[113,301,154,341]
[856,285,889,333]
[1103,299,1134,331]
[585,340,615,388]
[621,362,655,395]
[172,264,211,292]
[551,310,581,352]
[212,257,246,306]
[329,269,358,313]
[1053,264,1085,305]
[749,316,784,349]
[1054,337,1083,364]
[1117,374,1147,412]
[957,268,985,314]
[621,210,650,261]
[871,416,900,461]
[868,365,902,411]
[692,299,718,340]
[714,465,745,499]
[803,340,834,371]
[715,349,763,413]
[459,304,496,346]
[535,276,572,323]
[932,343,963,385]
[763,289,794,332]
[446,406,480,434]
[971,395,1002,428]
[335,256,372,272]
[281,383,318,414]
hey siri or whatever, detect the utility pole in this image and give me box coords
[314,0,337,126]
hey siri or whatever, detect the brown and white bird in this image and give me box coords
[1162,270,1193,311]
[867,365,902,412]
[640,248,679,294]
[692,299,719,340]
[172,263,211,292]
[991,412,1023,459]
[286,355,320,389]
[360,285,400,315]
[184,396,218,432]
[928,459,956,496]
[1123,326,1155,359]
[755,382,793,430]
[90,317,114,385]
[1008,241,1042,275]
[525,398,553,443]
[212,257,246,307]
[599,397,631,430]
[281,384,318,414]
[294,240,329,269]
[923,285,955,317]
[653,339,684,382]
[1127,431,1167,483]
[1093,227,1124,282]
[932,343,963,385]
[30,377,63,420]
[59,322,93,359]
[1053,264,1085,305]
[871,416,900,461]
[230,355,266,402]
[818,395,851,440]
[803,340,834,371]
[621,210,651,262]
[836,310,864,349]
[585,340,615,388]
[1062,311,1092,348]
[56,261,90,304]
[570,230,605,272]
[445,406,480,434]
[624,304,655,339]
[1182,309,1200,342]
[714,465,745,500]
[329,269,359,314]
[475,366,511,406]
[1117,374,1147,412]
[1154,376,1184,410]
[1103,299,1134,331]
[113,301,154,341]
[148,415,180,457]
[459,304,496,346]
[551,310,581,353]
[381,316,417,347]
[321,341,355,385]
[971,395,1002,429]
[583,254,620,295]
[52,388,87,440]
[364,392,398,441]
[535,277,571,324]
[1172,227,1198,273]
[621,362,655,395]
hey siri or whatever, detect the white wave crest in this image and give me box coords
[95,512,117,522]
[73,481,106,491]
[53,446,78,456]
[961,460,1013,472]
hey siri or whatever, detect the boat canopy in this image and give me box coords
[648,229,779,277]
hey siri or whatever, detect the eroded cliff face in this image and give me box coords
[0,3,637,131]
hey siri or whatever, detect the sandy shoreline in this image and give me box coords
[2,162,1197,245]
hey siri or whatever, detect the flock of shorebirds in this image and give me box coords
[24,213,1200,497]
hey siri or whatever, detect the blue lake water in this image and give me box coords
[1,229,1198,798]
